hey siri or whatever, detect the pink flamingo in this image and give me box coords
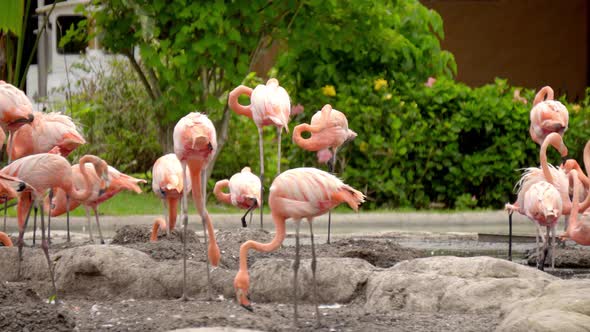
[228,78,291,228]
[505,133,569,268]
[233,167,365,326]
[0,81,35,163]
[149,153,192,242]
[560,169,590,245]
[50,164,145,244]
[2,153,108,300]
[8,111,85,161]
[293,104,357,243]
[213,166,261,227]
[0,231,12,247]
[174,112,220,300]
[529,86,569,146]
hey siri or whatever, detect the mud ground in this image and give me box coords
[2,224,590,331]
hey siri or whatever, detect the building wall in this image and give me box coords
[422,0,588,100]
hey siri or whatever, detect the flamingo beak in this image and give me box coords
[236,288,253,311]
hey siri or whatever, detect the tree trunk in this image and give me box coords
[206,104,232,181]
[158,123,174,155]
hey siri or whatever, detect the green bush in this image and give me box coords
[53,58,162,175]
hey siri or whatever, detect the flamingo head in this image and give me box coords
[234,270,252,311]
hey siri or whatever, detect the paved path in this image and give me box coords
[2,210,541,237]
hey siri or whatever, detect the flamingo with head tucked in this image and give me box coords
[293,104,357,243]
[233,167,365,326]
[214,166,261,227]
[529,86,569,146]
[174,112,220,300]
[228,78,291,228]
[150,153,192,242]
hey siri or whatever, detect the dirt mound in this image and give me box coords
[526,245,590,268]
[0,282,76,332]
[112,224,198,244]
[334,238,426,267]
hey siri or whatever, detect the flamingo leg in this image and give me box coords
[277,127,282,175]
[293,219,301,327]
[2,196,6,232]
[39,200,58,300]
[308,219,321,326]
[326,150,337,244]
[180,161,190,301]
[199,169,213,300]
[85,206,93,242]
[63,191,70,243]
[163,199,170,237]
[551,225,556,269]
[508,210,513,261]
[16,195,34,280]
[258,126,264,230]
[93,206,105,244]
[32,206,37,246]
[248,209,253,227]
[535,224,541,268]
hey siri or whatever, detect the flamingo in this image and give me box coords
[8,111,85,161]
[505,132,569,268]
[174,112,220,300]
[228,78,291,228]
[560,169,590,245]
[50,164,145,244]
[293,104,357,243]
[1,153,108,300]
[150,153,192,242]
[529,86,569,146]
[233,167,365,326]
[0,231,12,247]
[0,81,35,164]
[213,166,261,227]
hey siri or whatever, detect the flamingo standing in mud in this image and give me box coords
[529,86,569,146]
[505,133,569,268]
[293,104,357,243]
[233,167,365,326]
[228,78,291,229]
[50,164,144,244]
[2,153,108,300]
[174,112,220,300]
[150,153,192,242]
[213,166,261,227]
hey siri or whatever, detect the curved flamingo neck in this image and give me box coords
[238,211,286,272]
[187,160,220,266]
[168,197,178,231]
[533,86,554,106]
[150,217,166,242]
[213,179,231,205]
[540,133,565,184]
[228,85,254,119]
[584,140,590,177]
[68,156,97,201]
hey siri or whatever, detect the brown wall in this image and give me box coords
[422,0,589,100]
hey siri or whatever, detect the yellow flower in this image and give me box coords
[374,78,388,91]
[573,104,581,113]
[383,93,392,100]
[322,85,336,97]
